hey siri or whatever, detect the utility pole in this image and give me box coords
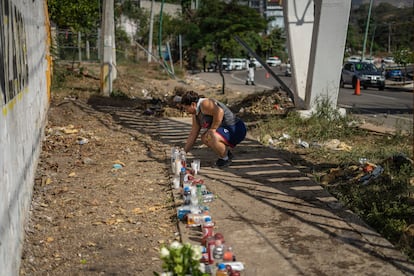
[361,0,373,60]
[100,0,115,96]
[148,0,154,63]
[369,25,376,57]
[388,23,391,53]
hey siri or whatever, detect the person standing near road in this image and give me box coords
[179,90,247,168]
[380,59,386,76]
[202,56,207,72]
[245,58,255,85]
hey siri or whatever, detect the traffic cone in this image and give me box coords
[354,79,361,95]
[265,72,270,79]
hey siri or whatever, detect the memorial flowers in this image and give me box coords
[154,241,208,276]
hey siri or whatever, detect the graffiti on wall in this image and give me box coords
[0,0,29,105]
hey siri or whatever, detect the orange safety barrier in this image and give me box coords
[354,78,361,95]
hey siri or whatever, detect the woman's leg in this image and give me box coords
[201,131,228,158]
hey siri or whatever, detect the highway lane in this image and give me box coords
[232,67,413,132]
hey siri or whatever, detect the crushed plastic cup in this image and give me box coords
[191,159,201,174]
[172,175,180,189]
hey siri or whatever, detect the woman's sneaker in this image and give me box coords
[215,151,234,168]
[215,158,232,168]
[228,150,234,160]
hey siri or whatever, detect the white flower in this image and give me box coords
[191,244,202,260]
[170,240,182,250]
[160,247,170,258]
[198,263,206,273]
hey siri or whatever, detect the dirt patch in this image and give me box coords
[19,64,191,275]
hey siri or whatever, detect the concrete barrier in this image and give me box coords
[0,0,51,274]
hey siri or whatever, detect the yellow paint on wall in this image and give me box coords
[1,86,29,117]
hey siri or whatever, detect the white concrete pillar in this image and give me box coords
[283,0,315,109]
[306,0,351,110]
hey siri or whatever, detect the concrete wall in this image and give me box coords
[0,0,51,274]
[140,0,181,17]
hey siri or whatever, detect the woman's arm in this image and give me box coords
[184,114,201,153]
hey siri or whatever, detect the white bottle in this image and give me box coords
[171,147,180,174]
[190,186,200,213]
[175,158,182,176]
[180,148,187,167]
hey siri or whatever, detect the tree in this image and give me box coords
[347,3,413,56]
[48,0,100,33]
[181,0,267,93]
[394,48,414,83]
[262,27,286,61]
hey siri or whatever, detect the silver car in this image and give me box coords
[340,62,385,90]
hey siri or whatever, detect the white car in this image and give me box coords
[347,55,361,62]
[383,56,395,64]
[266,56,282,67]
[230,58,244,70]
[362,56,375,64]
[251,58,262,68]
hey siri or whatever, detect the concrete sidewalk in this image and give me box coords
[157,116,414,276]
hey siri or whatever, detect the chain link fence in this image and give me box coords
[52,27,100,62]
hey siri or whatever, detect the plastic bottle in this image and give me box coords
[179,167,186,188]
[177,205,191,220]
[203,193,215,203]
[172,175,180,189]
[175,158,182,176]
[190,186,199,213]
[225,265,241,276]
[221,262,244,272]
[183,186,191,205]
[206,236,216,264]
[216,263,228,276]
[196,184,203,204]
[213,239,224,261]
[200,246,209,264]
[201,216,215,245]
[180,148,187,168]
[172,147,180,173]
[186,213,204,227]
[171,147,176,173]
[223,245,234,262]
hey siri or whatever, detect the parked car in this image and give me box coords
[347,55,361,62]
[220,58,231,71]
[340,61,385,90]
[362,56,375,64]
[251,58,262,68]
[383,56,395,64]
[266,56,282,67]
[385,68,403,81]
[230,58,245,70]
